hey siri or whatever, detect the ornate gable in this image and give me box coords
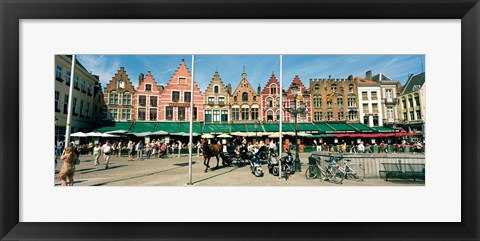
[104,67,135,94]
[261,73,280,95]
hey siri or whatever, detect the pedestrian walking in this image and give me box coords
[350,141,356,153]
[196,141,201,156]
[177,140,182,157]
[136,141,144,160]
[58,145,76,186]
[101,141,113,169]
[145,143,151,159]
[93,143,101,166]
[128,141,135,161]
[357,141,365,153]
[117,141,122,157]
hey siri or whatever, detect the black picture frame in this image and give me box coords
[1,0,478,240]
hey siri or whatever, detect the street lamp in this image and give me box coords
[283,83,309,172]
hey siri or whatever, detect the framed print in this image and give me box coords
[1,0,479,240]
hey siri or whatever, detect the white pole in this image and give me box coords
[64,55,76,147]
[188,55,195,185]
[278,55,283,179]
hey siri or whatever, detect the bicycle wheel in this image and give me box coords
[326,165,343,184]
[346,163,365,181]
[305,165,319,179]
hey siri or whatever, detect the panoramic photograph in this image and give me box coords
[54,54,425,186]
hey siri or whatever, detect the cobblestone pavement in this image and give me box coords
[54,152,424,186]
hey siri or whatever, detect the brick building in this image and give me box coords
[260,72,281,122]
[158,59,204,121]
[230,71,261,123]
[133,71,164,121]
[103,67,136,121]
[309,75,359,122]
[284,75,311,123]
[203,71,231,123]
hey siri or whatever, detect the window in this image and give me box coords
[193,107,198,120]
[362,91,368,100]
[205,110,212,122]
[122,94,131,105]
[349,85,354,93]
[371,91,378,100]
[213,110,220,122]
[145,84,152,91]
[81,79,85,91]
[327,100,332,108]
[314,84,320,91]
[166,106,173,120]
[221,110,228,122]
[313,112,322,121]
[403,112,407,121]
[108,109,118,120]
[253,96,256,101]
[276,97,280,107]
[348,111,357,121]
[64,94,69,114]
[402,98,407,108]
[408,97,413,108]
[338,112,344,120]
[149,96,157,106]
[234,96,237,102]
[241,107,249,120]
[385,89,393,99]
[372,116,379,126]
[138,108,146,120]
[410,111,414,120]
[149,108,157,120]
[414,95,420,106]
[232,108,239,120]
[74,77,79,88]
[172,91,180,102]
[270,85,277,95]
[242,92,248,101]
[121,109,131,120]
[55,91,60,111]
[363,116,369,125]
[184,92,191,102]
[266,97,273,107]
[72,98,77,114]
[139,95,147,106]
[416,110,421,120]
[372,103,378,113]
[337,97,343,107]
[387,107,394,120]
[85,103,90,117]
[208,97,215,103]
[87,83,91,94]
[251,108,258,121]
[56,65,62,79]
[218,97,225,103]
[65,71,71,85]
[348,97,356,107]
[331,85,337,92]
[178,107,185,120]
[109,93,118,104]
[214,85,219,93]
[363,104,369,113]
[266,110,274,121]
[276,111,280,121]
[313,97,322,108]
[327,111,333,121]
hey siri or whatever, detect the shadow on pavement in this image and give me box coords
[54,179,87,186]
[174,161,197,167]
[193,166,240,185]
[78,165,128,174]
[90,165,186,186]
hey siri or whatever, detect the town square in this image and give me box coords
[54,54,425,186]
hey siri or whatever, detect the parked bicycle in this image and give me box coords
[338,157,365,182]
[305,155,343,184]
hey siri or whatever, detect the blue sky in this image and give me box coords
[76,54,424,91]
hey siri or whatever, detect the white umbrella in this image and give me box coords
[201,133,215,138]
[171,132,189,136]
[106,130,131,134]
[217,133,232,138]
[100,133,116,137]
[134,132,153,137]
[191,132,200,137]
[70,132,88,137]
[231,132,247,137]
[85,132,104,137]
[152,130,169,135]
[268,132,283,138]
[297,132,312,137]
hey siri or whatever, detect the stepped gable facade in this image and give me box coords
[158,59,204,121]
[133,71,163,121]
[104,67,136,121]
[230,71,261,123]
[203,71,231,123]
[260,72,281,122]
[284,75,311,123]
[309,75,359,122]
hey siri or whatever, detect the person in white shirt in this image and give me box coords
[93,143,101,166]
[357,142,365,153]
[177,140,182,157]
[101,141,113,169]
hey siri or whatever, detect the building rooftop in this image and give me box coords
[402,72,425,94]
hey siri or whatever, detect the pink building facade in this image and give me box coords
[284,75,312,123]
[133,71,163,121]
[260,73,282,122]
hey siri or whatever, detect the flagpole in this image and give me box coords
[64,55,76,147]
[188,55,195,185]
[278,54,283,179]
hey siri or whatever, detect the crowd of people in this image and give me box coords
[312,139,425,154]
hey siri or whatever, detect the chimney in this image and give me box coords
[227,83,232,95]
[258,83,261,95]
[365,70,372,80]
[138,73,144,83]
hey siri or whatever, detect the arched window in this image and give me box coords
[349,84,354,93]
[314,84,320,91]
[331,84,337,92]
[214,85,219,94]
[270,84,277,95]
[234,96,237,102]
[276,110,280,121]
[242,92,248,101]
[276,97,280,107]
[266,110,274,121]
[253,96,257,101]
[266,97,273,107]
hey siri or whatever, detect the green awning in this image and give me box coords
[94,122,133,133]
[245,123,262,132]
[326,123,356,133]
[348,123,374,132]
[130,122,156,133]
[280,123,295,132]
[155,122,180,133]
[372,126,397,133]
[313,123,336,133]
[230,124,247,132]
[178,122,203,134]
[203,123,230,134]
[296,123,321,132]
[262,123,279,132]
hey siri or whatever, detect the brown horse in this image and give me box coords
[201,139,223,172]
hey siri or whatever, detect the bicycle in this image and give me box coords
[337,157,365,182]
[305,155,343,184]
